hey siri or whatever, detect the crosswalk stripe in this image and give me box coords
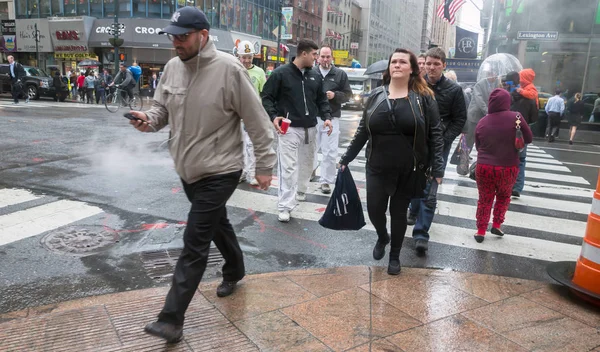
[445,169,590,185]
[0,200,104,246]
[0,189,40,209]
[228,189,581,262]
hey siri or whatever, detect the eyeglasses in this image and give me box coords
[167,32,195,42]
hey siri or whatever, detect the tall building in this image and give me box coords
[357,0,423,66]
[421,0,455,54]
[398,0,425,53]
[430,0,455,52]
[320,0,362,66]
[0,0,13,20]
[3,0,302,87]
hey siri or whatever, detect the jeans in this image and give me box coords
[158,171,245,325]
[513,146,527,193]
[409,139,453,242]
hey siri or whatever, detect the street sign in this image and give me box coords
[526,43,540,52]
[332,50,348,59]
[350,42,359,49]
[517,31,558,41]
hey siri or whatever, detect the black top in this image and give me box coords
[367,97,421,197]
[510,90,538,124]
[319,66,352,118]
[570,100,585,115]
[261,63,332,128]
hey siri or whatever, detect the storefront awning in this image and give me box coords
[208,29,235,53]
[89,18,172,49]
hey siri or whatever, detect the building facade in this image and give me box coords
[5,0,295,87]
[429,0,454,53]
[486,0,600,95]
[320,0,361,66]
[398,0,424,53]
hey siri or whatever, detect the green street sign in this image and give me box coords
[526,43,540,52]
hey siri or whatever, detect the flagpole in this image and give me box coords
[467,0,481,12]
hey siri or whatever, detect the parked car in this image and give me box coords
[0,64,69,101]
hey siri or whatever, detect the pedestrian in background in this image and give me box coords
[545,89,565,142]
[77,72,86,102]
[53,71,63,102]
[474,88,532,243]
[126,7,275,343]
[407,47,466,256]
[84,71,96,104]
[568,92,585,145]
[502,70,537,198]
[6,55,27,104]
[236,40,267,186]
[312,44,352,195]
[261,39,333,223]
[465,65,500,151]
[339,48,445,275]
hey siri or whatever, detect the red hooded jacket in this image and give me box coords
[518,69,538,108]
[476,89,533,167]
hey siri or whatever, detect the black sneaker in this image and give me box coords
[511,190,520,198]
[415,239,428,256]
[407,213,417,226]
[144,321,183,343]
[491,227,504,237]
[372,237,389,260]
[474,235,485,243]
[216,280,238,297]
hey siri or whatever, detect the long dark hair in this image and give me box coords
[382,48,433,97]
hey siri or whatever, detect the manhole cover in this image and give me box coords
[140,246,223,282]
[42,225,117,256]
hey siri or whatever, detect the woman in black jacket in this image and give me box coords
[53,71,63,102]
[339,48,445,275]
[568,93,585,145]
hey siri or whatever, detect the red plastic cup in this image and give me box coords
[280,118,291,134]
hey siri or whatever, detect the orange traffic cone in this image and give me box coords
[547,171,600,306]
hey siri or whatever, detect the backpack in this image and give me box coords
[96,74,106,88]
[129,66,142,83]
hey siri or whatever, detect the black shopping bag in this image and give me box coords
[449,141,461,165]
[318,167,366,231]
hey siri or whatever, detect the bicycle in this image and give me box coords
[105,85,143,113]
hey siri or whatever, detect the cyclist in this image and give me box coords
[109,63,135,105]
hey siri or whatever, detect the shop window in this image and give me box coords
[146,0,160,18]
[104,0,115,16]
[0,2,9,19]
[233,0,241,31]
[134,0,147,16]
[245,1,252,33]
[77,0,89,15]
[163,0,175,18]
[257,7,263,36]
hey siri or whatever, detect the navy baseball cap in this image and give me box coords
[159,7,210,35]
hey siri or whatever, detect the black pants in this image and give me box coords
[158,171,244,325]
[11,80,25,103]
[546,112,562,138]
[366,174,411,249]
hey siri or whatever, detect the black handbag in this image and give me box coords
[469,161,477,180]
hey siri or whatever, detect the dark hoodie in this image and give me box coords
[475,88,533,167]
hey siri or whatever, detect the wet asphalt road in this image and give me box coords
[1,96,599,313]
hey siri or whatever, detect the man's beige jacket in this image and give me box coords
[145,39,275,184]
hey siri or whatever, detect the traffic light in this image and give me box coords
[119,53,126,61]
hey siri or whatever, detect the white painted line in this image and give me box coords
[527,157,563,165]
[0,189,40,209]
[0,200,104,246]
[445,169,590,185]
[561,161,600,169]
[228,189,581,262]
[537,146,600,155]
[523,162,571,172]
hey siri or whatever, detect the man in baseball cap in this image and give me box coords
[159,6,211,61]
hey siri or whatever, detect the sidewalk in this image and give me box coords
[1,266,599,351]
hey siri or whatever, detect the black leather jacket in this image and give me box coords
[339,86,446,178]
[427,75,467,142]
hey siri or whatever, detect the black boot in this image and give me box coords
[144,321,183,343]
[372,233,390,260]
[387,247,401,275]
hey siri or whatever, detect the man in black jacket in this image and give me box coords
[262,39,333,222]
[7,55,27,104]
[408,47,467,255]
[503,71,537,198]
[313,45,352,194]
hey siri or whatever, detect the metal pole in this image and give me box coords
[35,23,39,67]
[581,0,599,95]
[276,0,282,67]
[114,0,119,75]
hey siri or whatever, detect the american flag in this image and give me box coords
[436,0,466,25]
